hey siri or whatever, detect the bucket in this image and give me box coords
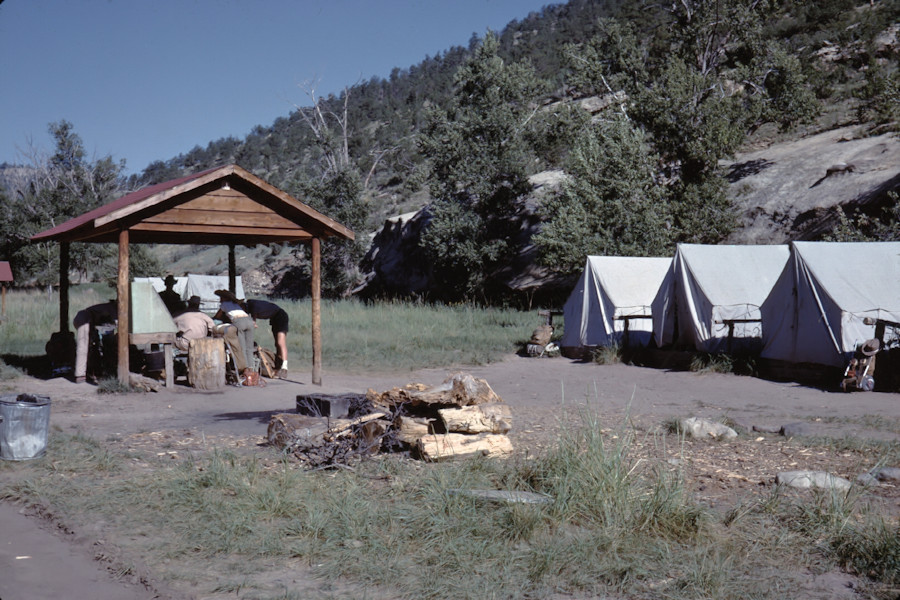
[0,394,51,461]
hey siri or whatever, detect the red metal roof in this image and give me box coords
[30,166,222,242]
[29,164,354,245]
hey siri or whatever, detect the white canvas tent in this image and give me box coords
[760,241,900,367]
[652,244,790,353]
[134,274,245,313]
[560,256,671,352]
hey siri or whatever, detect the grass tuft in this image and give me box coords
[591,342,623,365]
[96,377,139,394]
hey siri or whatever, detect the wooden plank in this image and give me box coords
[144,209,298,229]
[178,194,268,211]
[129,332,176,345]
[126,231,313,245]
[131,222,311,237]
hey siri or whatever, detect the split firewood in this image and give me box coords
[368,372,502,410]
[394,415,433,445]
[438,403,512,434]
[417,433,514,461]
[358,419,392,454]
[325,412,388,440]
[267,413,331,449]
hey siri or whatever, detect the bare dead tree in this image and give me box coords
[295,82,352,180]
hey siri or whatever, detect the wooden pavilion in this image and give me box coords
[31,164,354,385]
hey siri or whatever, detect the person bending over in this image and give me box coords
[213,289,255,372]
[243,298,289,378]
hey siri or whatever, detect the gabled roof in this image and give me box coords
[31,164,355,245]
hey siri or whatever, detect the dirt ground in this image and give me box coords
[1,354,899,599]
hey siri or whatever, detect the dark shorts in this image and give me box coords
[270,308,289,335]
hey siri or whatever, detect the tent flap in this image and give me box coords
[561,256,671,350]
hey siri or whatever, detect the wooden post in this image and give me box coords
[60,241,70,331]
[228,244,236,294]
[117,229,130,384]
[311,236,322,385]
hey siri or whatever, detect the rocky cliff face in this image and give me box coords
[723,126,900,244]
[355,125,900,301]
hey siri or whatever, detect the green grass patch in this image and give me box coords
[0,289,538,373]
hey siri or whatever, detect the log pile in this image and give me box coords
[267,372,513,468]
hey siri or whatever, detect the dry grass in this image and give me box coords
[2,408,898,599]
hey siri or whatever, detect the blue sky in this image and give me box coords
[1,0,555,175]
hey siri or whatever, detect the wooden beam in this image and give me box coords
[117,229,130,384]
[143,208,298,229]
[311,236,322,385]
[177,193,275,211]
[60,242,70,332]
[131,222,308,237]
[126,231,312,245]
[228,245,236,294]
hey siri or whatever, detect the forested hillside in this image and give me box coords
[2,0,898,302]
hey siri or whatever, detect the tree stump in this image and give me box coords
[188,337,225,390]
[267,413,330,449]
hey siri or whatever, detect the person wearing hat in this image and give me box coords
[159,274,184,316]
[213,289,255,371]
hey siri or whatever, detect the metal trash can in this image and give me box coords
[0,394,51,461]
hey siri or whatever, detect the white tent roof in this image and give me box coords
[652,244,790,352]
[560,256,671,350]
[761,241,900,367]
[134,274,245,314]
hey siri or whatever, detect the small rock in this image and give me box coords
[856,473,880,487]
[752,424,781,434]
[868,466,900,483]
[679,417,737,440]
[779,422,815,438]
[776,470,852,490]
